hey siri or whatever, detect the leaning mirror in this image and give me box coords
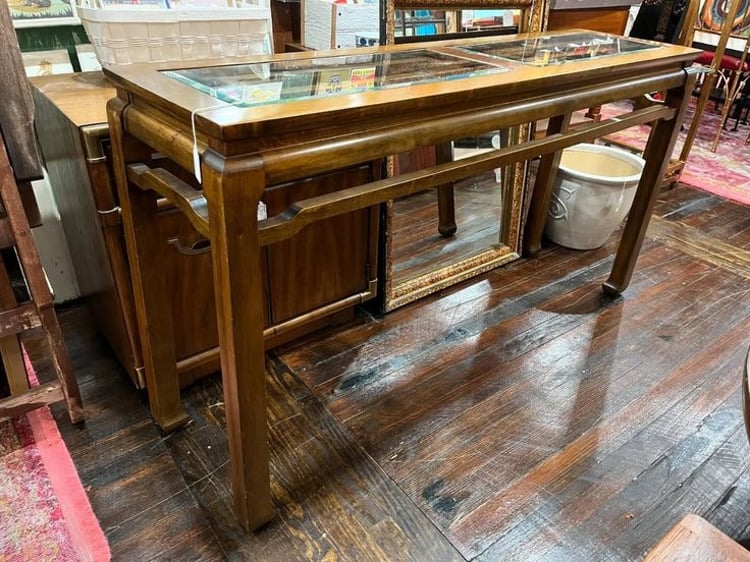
[381,0,547,311]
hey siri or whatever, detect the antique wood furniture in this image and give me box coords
[0,0,43,184]
[31,74,147,387]
[0,0,59,421]
[0,134,83,424]
[548,5,631,36]
[270,0,301,53]
[104,30,699,529]
[31,72,377,390]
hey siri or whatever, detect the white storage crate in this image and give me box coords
[302,0,379,50]
[77,4,274,65]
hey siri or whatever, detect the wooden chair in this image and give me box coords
[0,134,83,425]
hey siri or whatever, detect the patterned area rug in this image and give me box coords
[602,100,750,206]
[0,355,109,561]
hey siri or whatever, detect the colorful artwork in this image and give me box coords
[700,0,750,36]
[215,81,283,104]
[315,68,352,96]
[8,0,78,28]
[350,67,376,90]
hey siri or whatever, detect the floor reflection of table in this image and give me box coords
[103,30,699,530]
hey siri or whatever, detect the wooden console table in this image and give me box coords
[31,72,377,390]
[104,30,699,530]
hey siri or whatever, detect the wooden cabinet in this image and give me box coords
[31,72,378,389]
[270,0,301,53]
[264,168,378,324]
[547,7,631,35]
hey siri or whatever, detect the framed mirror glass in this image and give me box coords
[392,8,521,41]
[381,0,547,311]
[383,131,527,311]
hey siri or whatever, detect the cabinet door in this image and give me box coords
[263,164,379,324]
[158,208,224,359]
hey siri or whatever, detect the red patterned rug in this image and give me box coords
[602,100,750,206]
[0,355,110,561]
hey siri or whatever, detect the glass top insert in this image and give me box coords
[163,50,509,107]
[460,32,657,65]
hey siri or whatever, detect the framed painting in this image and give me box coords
[22,49,74,76]
[8,0,79,28]
[692,0,750,52]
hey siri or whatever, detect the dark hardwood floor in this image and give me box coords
[24,185,750,561]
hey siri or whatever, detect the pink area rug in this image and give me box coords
[602,100,750,206]
[0,355,110,562]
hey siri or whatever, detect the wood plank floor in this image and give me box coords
[23,185,750,561]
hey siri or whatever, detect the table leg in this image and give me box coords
[201,153,273,531]
[603,76,695,295]
[107,99,188,432]
[435,141,457,237]
[523,113,572,257]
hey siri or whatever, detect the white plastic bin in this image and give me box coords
[76,6,273,65]
[544,143,645,250]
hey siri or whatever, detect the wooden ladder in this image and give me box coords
[0,134,83,424]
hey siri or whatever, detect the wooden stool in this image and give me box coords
[644,514,750,561]
[0,134,83,424]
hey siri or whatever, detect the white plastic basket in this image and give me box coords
[77,5,273,65]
